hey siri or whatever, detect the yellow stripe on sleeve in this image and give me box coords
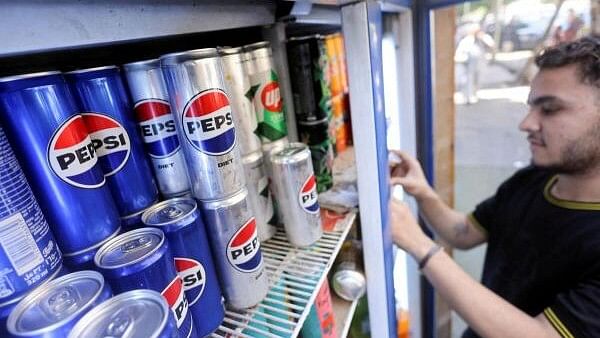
[543,308,575,338]
[466,213,488,237]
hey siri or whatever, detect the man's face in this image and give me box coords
[520,64,600,174]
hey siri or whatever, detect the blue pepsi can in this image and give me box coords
[6,270,112,337]
[64,66,159,218]
[0,72,121,268]
[94,227,196,338]
[0,126,63,308]
[123,59,191,199]
[68,289,178,338]
[142,197,225,337]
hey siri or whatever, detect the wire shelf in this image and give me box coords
[211,211,357,338]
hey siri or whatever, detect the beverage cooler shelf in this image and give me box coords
[211,211,357,338]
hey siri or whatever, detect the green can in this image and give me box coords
[244,41,288,142]
[298,118,333,192]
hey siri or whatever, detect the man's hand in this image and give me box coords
[389,197,434,260]
[389,150,435,201]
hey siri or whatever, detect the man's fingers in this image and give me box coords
[390,177,407,186]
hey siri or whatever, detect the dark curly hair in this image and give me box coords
[535,35,600,88]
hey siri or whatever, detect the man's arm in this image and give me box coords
[390,150,486,249]
[390,200,561,338]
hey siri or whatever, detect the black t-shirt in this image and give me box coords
[462,167,600,338]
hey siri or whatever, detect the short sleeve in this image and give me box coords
[469,178,513,236]
[543,278,600,337]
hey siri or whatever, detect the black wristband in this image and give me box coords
[418,244,443,270]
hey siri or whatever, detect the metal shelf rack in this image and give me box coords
[211,212,357,338]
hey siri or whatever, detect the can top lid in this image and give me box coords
[199,187,248,210]
[142,197,197,227]
[67,289,170,338]
[94,227,165,269]
[242,150,263,165]
[218,46,243,55]
[64,65,119,75]
[0,71,61,84]
[270,142,310,164]
[122,58,160,71]
[243,41,270,51]
[297,117,329,126]
[332,268,367,301]
[7,271,106,335]
[159,48,219,66]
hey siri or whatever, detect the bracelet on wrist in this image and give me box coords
[418,244,443,270]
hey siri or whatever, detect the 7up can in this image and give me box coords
[243,41,288,143]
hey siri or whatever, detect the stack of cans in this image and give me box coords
[324,32,352,154]
[160,48,270,311]
[287,35,335,193]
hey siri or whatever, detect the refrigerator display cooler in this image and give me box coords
[0,1,459,337]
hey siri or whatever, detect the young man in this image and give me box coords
[390,36,600,337]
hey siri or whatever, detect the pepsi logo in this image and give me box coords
[161,276,189,328]
[175,257,206,306]
[227,218,262,272]
[299,175,319,214]
[260,82,282,112]
[134,99,180,158]
[47,115,106,189]
[182,89,236,156]
[81,113,131,176]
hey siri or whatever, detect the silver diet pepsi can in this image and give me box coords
[271,143,322,247]
[160,48,245,200]
[68,289,178,338]
[199,188,268,309]
[123,59,191,198]
[219,47,262,156]
[242,151,276,241]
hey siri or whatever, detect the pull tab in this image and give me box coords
[120,235,153,253]
[42,286,79,319]
[105,310,132,337]
[161,206,183,219]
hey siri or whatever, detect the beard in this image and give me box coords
[533,120,600,175]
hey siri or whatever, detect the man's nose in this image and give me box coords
[519,109,540,132]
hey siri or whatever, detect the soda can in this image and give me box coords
[160,48,245,200]
[142,198,225,337]
[68,289,178,338]
[331,239,366,301]
[65,66,159,219]
[324,33,343,98]
[123,59,192,198]
[333,33,349,94]
[0,126,63,307]
[242,151,277,241]
[261,137,289,227]
[243,41,288,142]
[0,72,121,268]
[6,270,112,337]
[94,227,195,338]
[199,188,269,309]
[270,143,322,247]
[219,47,262,156]
[287,35,331,123]
[297,118,334,192]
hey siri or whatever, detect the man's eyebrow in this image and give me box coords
[527,95,561,106]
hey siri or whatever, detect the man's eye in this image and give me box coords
[541,106,560,114]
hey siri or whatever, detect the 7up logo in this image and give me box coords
[261,82,282,112]
[247,69,287,142]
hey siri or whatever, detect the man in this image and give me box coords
[390,36,600,337]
